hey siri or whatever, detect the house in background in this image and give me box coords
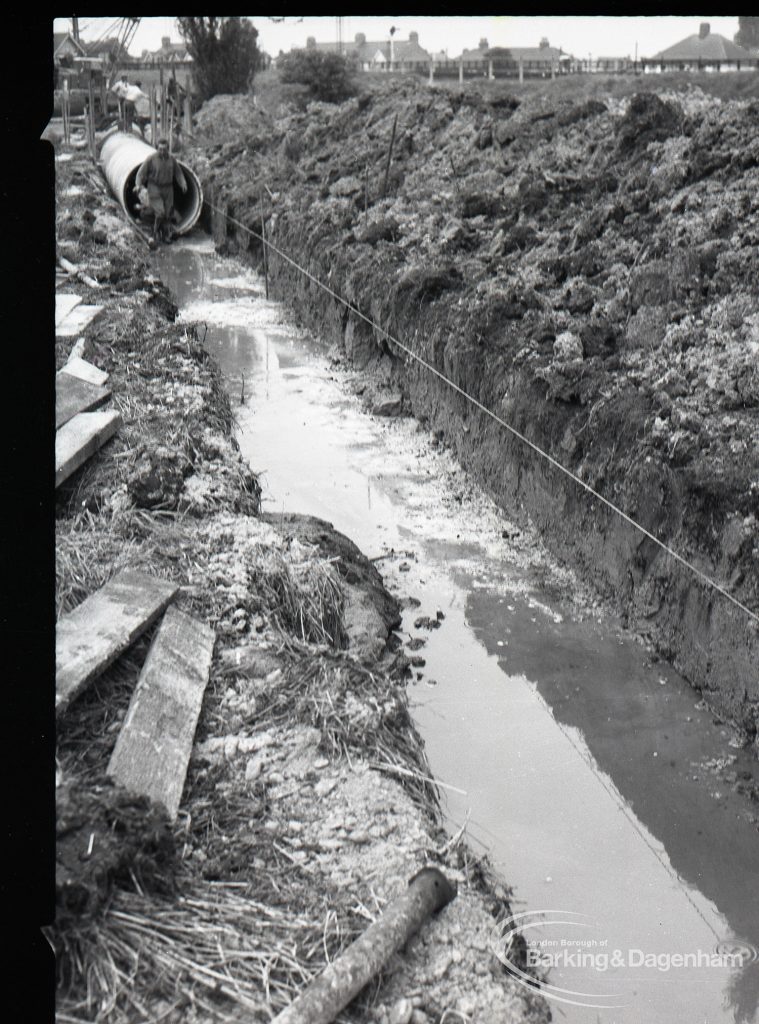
[53,31,89,92]
[438,37,571,79]
[54,31,87,63]
[303,31,431,72]
[457,38,492,74]
[595,55,633,74]
[365,31,432,70]
[133,36,195,92]
[294,30,580,79]
[497,39,571,77]
[140,36,193,67]
[644,22,757,72]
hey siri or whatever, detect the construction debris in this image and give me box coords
[56,569,179,715]
[107,606,215,819]
[55,408,122,487]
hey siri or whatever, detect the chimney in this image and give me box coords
[409,31,419,45]
[540,37,550,49]
[306,36,316,49]
[355,32,366,45]
[479,38,488,51]
[699,23,710,39]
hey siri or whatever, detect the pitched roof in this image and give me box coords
[459,44,565,62]
[54,32,86,57]
[305,37,430,63]
[387,38,430,61]
[459,45,489,62]
[653,32,751,62]
[506,46,564,61]
[150,43,192,61]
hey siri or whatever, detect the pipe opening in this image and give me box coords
[124,164,203,234]
[99,132,203,236]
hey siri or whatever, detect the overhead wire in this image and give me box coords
[202,198,759,628]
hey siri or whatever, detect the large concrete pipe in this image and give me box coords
[99,132,203,235]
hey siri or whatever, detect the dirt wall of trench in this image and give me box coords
[197,80,759,736]
[212,205,757,735]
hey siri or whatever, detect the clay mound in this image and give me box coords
[56,777,176,924]
[194,93,272,144]
[615,92,684,156]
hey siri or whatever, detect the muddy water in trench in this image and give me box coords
[156,238,758,1024]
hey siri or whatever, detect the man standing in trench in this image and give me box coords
[134,138,187,245]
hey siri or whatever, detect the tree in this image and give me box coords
[277,49,356,103]
[734,17,759,49]
[177,17,259,102]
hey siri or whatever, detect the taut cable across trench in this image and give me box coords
[203,200,759,629]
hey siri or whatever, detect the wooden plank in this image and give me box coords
[56,371,111,428]
[55,409,121,487]
[62,355,109,387]
[56,304,103,338]
[107,607,215,819]
[56,570,180,717]
[55,293,82,326]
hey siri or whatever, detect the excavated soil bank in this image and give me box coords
[195,76,759,737]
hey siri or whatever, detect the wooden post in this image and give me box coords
[168,102,174,154]
[382,114,398,197]
[87,70,96,149]
[260,190,269,300]
[428,59,434,85]
[84,103,93,161]
[150,84,158,146]
[183,94,192,136]
[519,56,524,83]
[551,59,556,80]
[459,57,464,84]
[100,74,107,117]
[272,868,456,1024]
[62,79,70,146]
[488,58,494,80]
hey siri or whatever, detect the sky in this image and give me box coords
[53,16,742,62]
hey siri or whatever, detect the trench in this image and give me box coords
[155,237,759,1024]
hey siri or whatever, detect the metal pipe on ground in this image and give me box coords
[99,132,203,236]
